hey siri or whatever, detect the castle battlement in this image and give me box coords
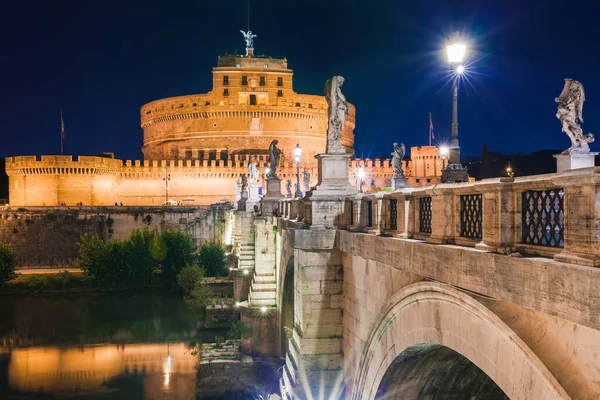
[6,155,122,176]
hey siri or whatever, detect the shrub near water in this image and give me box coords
[77,229,197,289]
[0,243,17,287]
[197,243,228,277]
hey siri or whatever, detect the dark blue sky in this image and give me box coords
[1,0,599,161]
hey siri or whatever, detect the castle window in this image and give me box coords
[205,101,210,106]
[249,94,257,105]
[223,75,229,85]
[223,88,229,97]
[308,104,313,109]
[277,90,283,97]
[277,77,283,86]
[236,64,240,68]
[193,103,197,107]
[295,102,301,107]
[259,76,266,86]
[241,76,248,86]
[263,64,268,68]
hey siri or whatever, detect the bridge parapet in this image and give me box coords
[339,167,600,267]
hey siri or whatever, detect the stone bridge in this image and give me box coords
[232,159,600,399]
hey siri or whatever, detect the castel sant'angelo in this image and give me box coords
[5,33,443,207]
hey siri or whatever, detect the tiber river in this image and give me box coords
[0,290,275,399]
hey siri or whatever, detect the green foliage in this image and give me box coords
[197,243,228,277]
[105,216,114,227]
[227,321,254,340]
[176,265,204,296]
[0,243,17,287]
[184,278,214,313]
[76,228,196,289]
[160,230,195,282]
[5,271,93,292]
[142,215,152,225]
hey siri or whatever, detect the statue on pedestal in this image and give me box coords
[239,30,257,49]
[325,76,349,154]
[268,140,282,177]
[240,174,248,198]
[555,79,595,154]
[285,179,292,198]
[303,171,310,193]
[391,143,406,177]
[248,162,259,187]
[235,178,241,201]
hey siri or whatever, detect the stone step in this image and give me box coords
[251,282,276,291]
[249,290,276,300]
[254,275,276,284]
[248,296,277,307]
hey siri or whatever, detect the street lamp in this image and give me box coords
[506,164,514,177]
[442,32,469,183]
[293,143,303,198]
[439,146,449,169]
[356,167,366,193]
[163,167,170,204]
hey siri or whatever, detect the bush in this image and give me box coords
[76,234,117,288]
[160,230,195,283]
[227,321,254,340]
[176,265,204,295]
[197,243,227,277]
[184,277,214,313]
[0,243,17,286]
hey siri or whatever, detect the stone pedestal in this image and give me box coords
[392,175,409,190]
[261,177,282,216]
[247,186,261,211]
[554,152,598,173]
[236,196,247,211]
[441,165,469,183]
[304,153,357,228]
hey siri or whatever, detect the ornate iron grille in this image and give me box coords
[460,194,482,239]
[522,189,564,248]
[389,199,398,230]
[419,197,432,234]
[366,200,373,228]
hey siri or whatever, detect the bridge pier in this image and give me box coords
[281,228,345,399]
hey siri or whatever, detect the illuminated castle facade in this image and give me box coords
[5,45,443,207]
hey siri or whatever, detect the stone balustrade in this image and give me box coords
[278,167,600,267]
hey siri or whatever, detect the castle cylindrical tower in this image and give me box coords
[140,55,355,164]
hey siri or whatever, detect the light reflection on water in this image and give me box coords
[2,342,197,399]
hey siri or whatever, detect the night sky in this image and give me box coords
[1,0,599,161]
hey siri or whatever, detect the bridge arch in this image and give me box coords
[351,282,569,400]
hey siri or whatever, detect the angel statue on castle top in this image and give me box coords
[555,78,594,154]
[240,30,257,48]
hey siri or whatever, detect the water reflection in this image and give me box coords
[3,342,196,399]
[0,291,227,399]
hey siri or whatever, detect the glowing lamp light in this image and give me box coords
[243,269,249,276]
[439,146,449,159]
[356,167,366,181]
[294,143,302,162]
[446,33,467,64]
[260,306,267,313]
[235,301,241,307]
[265,166,271,175]
[456,65,465,75]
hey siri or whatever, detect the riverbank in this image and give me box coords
[1,271,234,295]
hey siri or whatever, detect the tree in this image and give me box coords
[76,234,116,288]
[0,242,17,286]
[176,265,204,295]
[160,230,196,283]
[197,243,227,277]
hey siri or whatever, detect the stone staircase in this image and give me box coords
[247,217,278,308]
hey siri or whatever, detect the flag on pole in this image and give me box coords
[60,109,65,154]
[429,112,435,145]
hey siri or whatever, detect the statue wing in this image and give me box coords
[240,30,247,38]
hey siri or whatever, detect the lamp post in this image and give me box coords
[293,143,303,198]
[439,145,449,169]
[163,167,170,204]
[442,32,469,183]
[506,164,514,177]
[356,167,366,193]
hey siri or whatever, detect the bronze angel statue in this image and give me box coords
[268,140,282,177]
[555,79,594,154]
[240,30,257,48]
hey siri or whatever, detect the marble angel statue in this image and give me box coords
[555,79,594,154]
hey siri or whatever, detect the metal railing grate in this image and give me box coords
[419,197,432,234]
[522,189,564,248]
[389,199,398,230]
[366,200,373,228]
[460,194,482,239]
